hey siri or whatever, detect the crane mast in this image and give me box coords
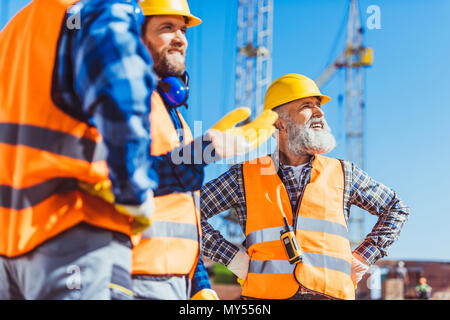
[317,0,373,247]
[235,0,273,117]
[218,0,274,244]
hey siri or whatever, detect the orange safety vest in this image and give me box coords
[131,92,201,278]
[0,0,133,258]
[242,155,355,300]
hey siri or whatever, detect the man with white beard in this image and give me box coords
[200,74,410,300]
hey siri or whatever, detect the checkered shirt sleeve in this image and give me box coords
[342,160,410,265]
[200,165,245,266]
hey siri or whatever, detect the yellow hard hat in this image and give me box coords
[139,0,202,27]
[263,73,331,111]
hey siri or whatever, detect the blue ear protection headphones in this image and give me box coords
[157,72,190,109]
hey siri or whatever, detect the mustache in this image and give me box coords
[304,117,330,131]
[165,45,186,56]
[285,116,336,156]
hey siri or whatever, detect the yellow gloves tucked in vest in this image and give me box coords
[191,289,220,300]
[78,180,154,234]
[227,249,250,289]
[207,108,278,159]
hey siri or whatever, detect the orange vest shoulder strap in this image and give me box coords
[150,92,193,156]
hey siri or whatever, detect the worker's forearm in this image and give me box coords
[354,197,410,265]
[151,138,214,196]
[347,162,410,265]
[200,164,244,221]
[199,165,245,265]
[201,221,240,266]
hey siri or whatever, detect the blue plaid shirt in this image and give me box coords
[191,255,213,297]
[54,0,208,203]
[151,106,210,197]
[53,0,157,205]
[201,155,410,266]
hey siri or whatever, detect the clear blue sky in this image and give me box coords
[2,0,450,261]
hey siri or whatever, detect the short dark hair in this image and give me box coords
[141,16,151,36]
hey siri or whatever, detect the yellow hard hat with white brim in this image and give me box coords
[263,73,331,111]
[139,0,202,27]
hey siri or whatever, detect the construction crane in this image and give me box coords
[316,0,373,247]
[235,0,274,117]
[214,0,274,244]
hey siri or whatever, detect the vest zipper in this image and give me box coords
[291,164,343,300]
[292,167,312,232]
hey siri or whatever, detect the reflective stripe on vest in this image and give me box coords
[242,155,355,300]
[131,93,200,278]
[141,221,199,241]
[0,0,132,257]
[248,253,351,276]
[249,259,294,274]
[246,217,349,248]
[0,122,107,163]
[0,123,108,210]
[247,223,351,277]
[0,178,77,210]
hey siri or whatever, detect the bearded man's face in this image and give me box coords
[142,15,188,78]
[275,97,336,156]
[284,115,336,156]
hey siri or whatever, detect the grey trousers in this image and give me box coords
[0,223,133,300]
[132,275,191,300]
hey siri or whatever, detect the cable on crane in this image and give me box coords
[324,1,350,70]
[220,0,235,117]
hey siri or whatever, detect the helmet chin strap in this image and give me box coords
[157,71,190,109]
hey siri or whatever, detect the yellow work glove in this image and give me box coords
[208,107,278,159]
[191,289,220,300]
[237,278,245,288]
[78,180,154,234]
[210,107,251,132]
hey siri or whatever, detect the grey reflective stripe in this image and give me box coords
[0,122,107,162]
[303,252,351,275]
[245,217,348,248]
[246,226,285,248]
[0,178,78,210]
[296,217,349,239]
[248,253,351,276]
[133,275,190,300]
[141,221,198,241]
[248,259,295,274]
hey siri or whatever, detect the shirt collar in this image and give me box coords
[271,152,315,174]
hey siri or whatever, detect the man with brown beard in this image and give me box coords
[201,74,410,300]
[129,0,277,300]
